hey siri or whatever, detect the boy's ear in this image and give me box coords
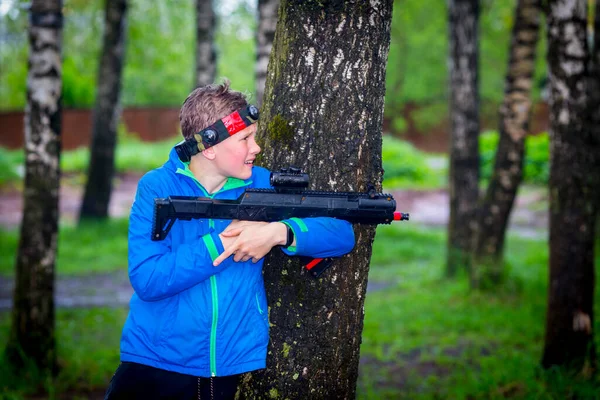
[201,147,216,160]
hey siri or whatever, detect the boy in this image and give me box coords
[104,81,355,399]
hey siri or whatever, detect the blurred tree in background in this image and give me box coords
[79,0,128,221]
[472,0,542,288]
[255,0,278,106]
[194,0,216,87]
[446,0,480,277]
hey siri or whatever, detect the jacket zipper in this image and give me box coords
[209,273,218,377]
[176,165,253,378]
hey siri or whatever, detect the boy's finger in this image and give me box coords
[221,228,243,237]
[233,251,246,262]
[213,248,234,266]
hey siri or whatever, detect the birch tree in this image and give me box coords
[195,0,216,87]
[542,0,598,371]
[446,0,480,276]
[5,0,63,372]
[255,0,279,106]
[471,0,541,287]
[239,1,393,398]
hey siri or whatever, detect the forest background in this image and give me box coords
[0,0,599,399]
[0,0,546,124]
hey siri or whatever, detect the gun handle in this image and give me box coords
[303,257,334,278]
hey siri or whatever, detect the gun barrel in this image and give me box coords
[393,212,410,221]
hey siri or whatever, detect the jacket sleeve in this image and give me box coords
[251,166,356,258]
[280,217,355,258]
[127,176,233,302]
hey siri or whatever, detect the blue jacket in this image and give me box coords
[120,147,355,377]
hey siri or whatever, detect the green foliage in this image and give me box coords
[522,133,550,185]
[382,136,430,184]
[1,0,547,113]
[0,147,24,186]
[0,0,255,110]
[480,130,549,185]
[384,0,548,132]
[62,57,97,108]
[411,102,448,133]
[382,135,447,189]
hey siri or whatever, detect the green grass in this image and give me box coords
[360,224,600,399]
[0,219,129,276]
[0,308,127,399]
[381,136,448,190]
[1,224,599,399]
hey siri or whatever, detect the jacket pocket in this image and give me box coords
[254,288,270,331]
[151,296,178,346]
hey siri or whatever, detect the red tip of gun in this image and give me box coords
[393,212,409,221]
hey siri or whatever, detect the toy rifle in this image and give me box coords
[152,167,409,277]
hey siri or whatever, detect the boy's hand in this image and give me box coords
[213,221,288,266]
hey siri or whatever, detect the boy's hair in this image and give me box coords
[179,80,248,140]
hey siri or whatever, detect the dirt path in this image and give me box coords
[0,174,549,310]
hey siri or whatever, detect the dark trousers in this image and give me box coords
[104,362,241,400]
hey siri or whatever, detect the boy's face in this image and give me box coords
[212,124,260,180]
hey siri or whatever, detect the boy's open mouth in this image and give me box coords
[245,160,254,165]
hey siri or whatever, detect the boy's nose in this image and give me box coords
[250,137,261,154]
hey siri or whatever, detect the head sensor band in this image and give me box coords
[175,105,259,162]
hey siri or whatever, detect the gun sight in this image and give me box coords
[270,167,309,192]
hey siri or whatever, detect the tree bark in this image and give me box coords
[79,0,128,221]
[5,0,63,373]
[255,0,279,106]
[195,0,216,87]
[542,0,598,371]
[446,0,480,277]
[471,0,541,288]
[239,1,393,398]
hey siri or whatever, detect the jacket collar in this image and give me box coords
[166,147,252,197]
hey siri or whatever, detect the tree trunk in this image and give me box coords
[446,0,480,277]
[542,0,598,372]
[589,0,600,148]
[255,0,279,106]
[471,0,541,288]
[195,0,216,87]
[4,0,63,373]
[239,1,393,398]
[79,0,127,221]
